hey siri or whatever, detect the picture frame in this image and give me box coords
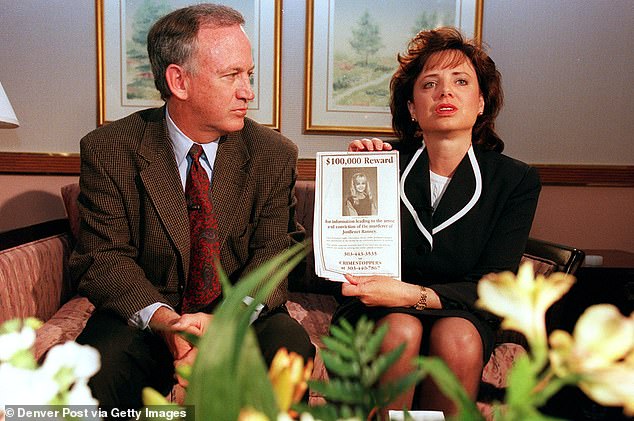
[96,0,281,129]
[305,0,483,134]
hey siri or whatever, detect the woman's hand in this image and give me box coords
[342,274,442,309]
[348,138,393,152]
[342,274,419,307]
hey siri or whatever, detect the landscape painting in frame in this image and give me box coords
[305,0,481,134]
[98,0,280,128]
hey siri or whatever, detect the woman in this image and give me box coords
[332,27,541,415]
[344,172,378,216]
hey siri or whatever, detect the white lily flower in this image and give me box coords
[477,261,575,346]
[576,361,634,416]
[549,304,634,415]
[0,326,36,362]
[0,363,59,406]
[41,341,101,380]
[66,378,99,406]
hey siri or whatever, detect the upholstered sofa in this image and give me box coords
[0,180,583,418]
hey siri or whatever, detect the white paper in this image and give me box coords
[313,151,401,282]
[388,410,445,421]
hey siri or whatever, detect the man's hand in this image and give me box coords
[348,138,393,152]
[150,307,212,386]
[170,312,212,386]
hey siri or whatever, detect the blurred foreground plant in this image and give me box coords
[295,317,425,421]
[417,261,634,421]
[0,317,100,419]
[143,242,311,421]
[143,251,634,421]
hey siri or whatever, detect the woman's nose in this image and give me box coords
[439,84,454,98]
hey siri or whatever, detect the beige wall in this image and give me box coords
[531,186,634,253]
[1,1,633,252]
[0,175,78,232]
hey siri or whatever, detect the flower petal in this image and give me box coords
[572,305,634,370]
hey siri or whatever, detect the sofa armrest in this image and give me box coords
[34,295,95,361]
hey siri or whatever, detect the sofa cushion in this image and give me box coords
[61,183,81,242]
[0,233,74,324]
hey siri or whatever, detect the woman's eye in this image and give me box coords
[456,79,468,85]
[423,81,436,88]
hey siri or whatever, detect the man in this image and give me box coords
[71,4,313,408]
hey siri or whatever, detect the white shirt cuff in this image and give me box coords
[129,302,174,331]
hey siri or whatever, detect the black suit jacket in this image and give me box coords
[398,143,541,318]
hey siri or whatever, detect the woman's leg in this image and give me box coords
[416,317,483,416]
[377,313,424,412]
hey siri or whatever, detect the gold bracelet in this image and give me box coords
[414,285,427,310]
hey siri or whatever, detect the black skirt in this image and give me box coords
[331,297,497,364]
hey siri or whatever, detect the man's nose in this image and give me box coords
[237,75,255,101]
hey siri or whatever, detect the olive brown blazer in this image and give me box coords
[69,107,301,320]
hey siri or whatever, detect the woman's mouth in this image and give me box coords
[435,103,457,114]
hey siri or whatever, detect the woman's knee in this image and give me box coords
[428,318,482,365]
[379,313,423,353]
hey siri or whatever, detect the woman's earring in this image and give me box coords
[411,117,417,122]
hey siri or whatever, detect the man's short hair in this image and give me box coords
[147,4,245,100]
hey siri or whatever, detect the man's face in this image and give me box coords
[184,24,255,139]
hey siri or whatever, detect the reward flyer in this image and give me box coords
[313,151,401,282]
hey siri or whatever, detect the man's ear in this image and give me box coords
[165,64,189,100]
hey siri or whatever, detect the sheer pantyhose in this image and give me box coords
[378,313,483,416]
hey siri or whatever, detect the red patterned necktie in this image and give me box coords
[181,144,221,313]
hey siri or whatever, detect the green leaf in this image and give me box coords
[358,321,388,365]
[374,369,425,407]
[322,335,357,361]
[294,402,339,421]
[184,242,308,421]
[308,377,368,404]
[417,356,483,421]
[328,323,355,345]
[8,349,38,369]
[362,342,405,387]
[320,349,360,377]
[505,354,538,407]
[177,331,199,347]
[142,387,172,406]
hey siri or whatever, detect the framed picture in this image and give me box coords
[305,0,483,134]
[97,0,281,128]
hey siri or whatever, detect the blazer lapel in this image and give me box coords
[211,131,250,248]
[400,144,482,250]
[432,146,481,233]
[137,108,191,274]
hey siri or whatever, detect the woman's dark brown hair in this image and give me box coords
[391,27,504,152]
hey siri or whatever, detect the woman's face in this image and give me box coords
[407,50,484,139]
[354,176,367,193]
